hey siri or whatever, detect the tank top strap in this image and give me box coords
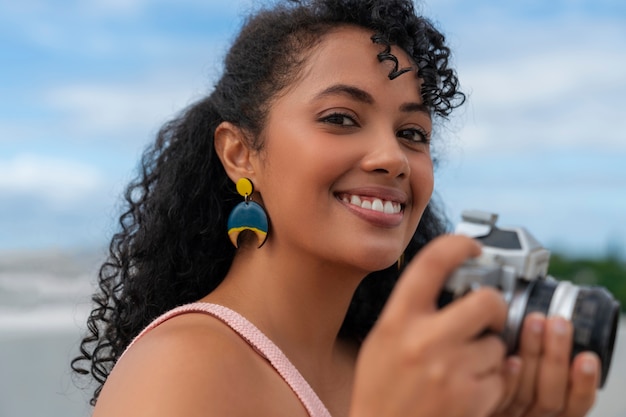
[122,302,332,417]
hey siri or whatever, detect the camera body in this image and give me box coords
[442,210,620,388]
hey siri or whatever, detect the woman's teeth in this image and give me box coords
[342,195,402,214]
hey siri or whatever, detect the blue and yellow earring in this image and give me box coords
[227,178,269,248]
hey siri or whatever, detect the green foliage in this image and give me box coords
[548,253,626,313]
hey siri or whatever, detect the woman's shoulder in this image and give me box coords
[92,308,307,417]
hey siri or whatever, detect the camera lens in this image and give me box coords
[570,286,620,387]
[523,279,620,387]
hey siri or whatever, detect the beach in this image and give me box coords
[0,328,92,417]
[0,249,98,417]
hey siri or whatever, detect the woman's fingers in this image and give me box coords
[559,352,599,417]
[498,313,545,417]
[526,317,572,416]
[382,233,600,417]
[384,234,507,343]
[445,336,508,417]
[435,287,508,342]
[448,334,507,376]
[493,355,523,413]
[493,315,600,417]
[353,234,511,417]
[469,371,508,417]
[385,234,481,318]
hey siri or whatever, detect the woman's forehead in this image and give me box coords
[314,26,415,72]
[288,26,421,101]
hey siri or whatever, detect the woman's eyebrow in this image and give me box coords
[400,102,430,115]
[313,84,374,104]
[313,83,429,115]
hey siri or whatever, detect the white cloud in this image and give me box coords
[0,0,242,58]
[41,74,209,143]
[463,51,625,108]
[1,0,244,21]
[74,0,246,18]
[444,15,626,155]
[0,154,103,206]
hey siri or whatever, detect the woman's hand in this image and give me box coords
[350,235,510,417]
[491,313,600,417]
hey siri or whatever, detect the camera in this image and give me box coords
[440,210,620,388]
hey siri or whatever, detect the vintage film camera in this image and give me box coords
[441,210,620,388]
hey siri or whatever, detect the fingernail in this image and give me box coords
[581,353,597,375]
[507,356,522,375]
[528,314,545,334]
[552,316,568,335]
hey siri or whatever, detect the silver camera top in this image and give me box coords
[455,210,551,281]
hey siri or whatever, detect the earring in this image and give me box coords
[397,252,405,271]
[227,178,269,248]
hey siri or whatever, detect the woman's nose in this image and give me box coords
[360,131,410,179]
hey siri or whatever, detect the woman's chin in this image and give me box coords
[350,252,402,274]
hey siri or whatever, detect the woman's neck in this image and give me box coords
[200,242,365,388]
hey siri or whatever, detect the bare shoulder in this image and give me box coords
[93,312,307,417]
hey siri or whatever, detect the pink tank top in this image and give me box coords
[123,302,333,417]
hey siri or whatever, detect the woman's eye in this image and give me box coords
[321,113,357,127]
[397,128,430,145]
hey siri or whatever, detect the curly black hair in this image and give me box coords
[71,0,465,405]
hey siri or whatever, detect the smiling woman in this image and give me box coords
[238,26,435,273]
[70,1,602,417]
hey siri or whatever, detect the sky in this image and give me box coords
[1,0,625,259]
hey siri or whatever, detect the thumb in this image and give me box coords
[383,234,482,319]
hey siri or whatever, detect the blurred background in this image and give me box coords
[1,0,624,416]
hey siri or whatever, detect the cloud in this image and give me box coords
[463,51,625,108]
[443,13,626,155]
[0,0,243,59]
[44,82,187,139]
[40,72,212,145]
[73,0,246,18]
[0,154,103,206]
[428,4,626,256]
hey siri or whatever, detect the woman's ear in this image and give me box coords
[214,122,257,183]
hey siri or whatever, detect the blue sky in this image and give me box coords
[1,0,625,258]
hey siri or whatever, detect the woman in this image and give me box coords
[72,0,600,416]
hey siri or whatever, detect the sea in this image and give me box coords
[0,249,624,417]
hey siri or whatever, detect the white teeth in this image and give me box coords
[343,194,401,214]
[371,199,384,212]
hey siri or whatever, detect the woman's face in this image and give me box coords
[254,25,434,273]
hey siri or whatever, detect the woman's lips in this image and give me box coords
[336,192,406,227]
